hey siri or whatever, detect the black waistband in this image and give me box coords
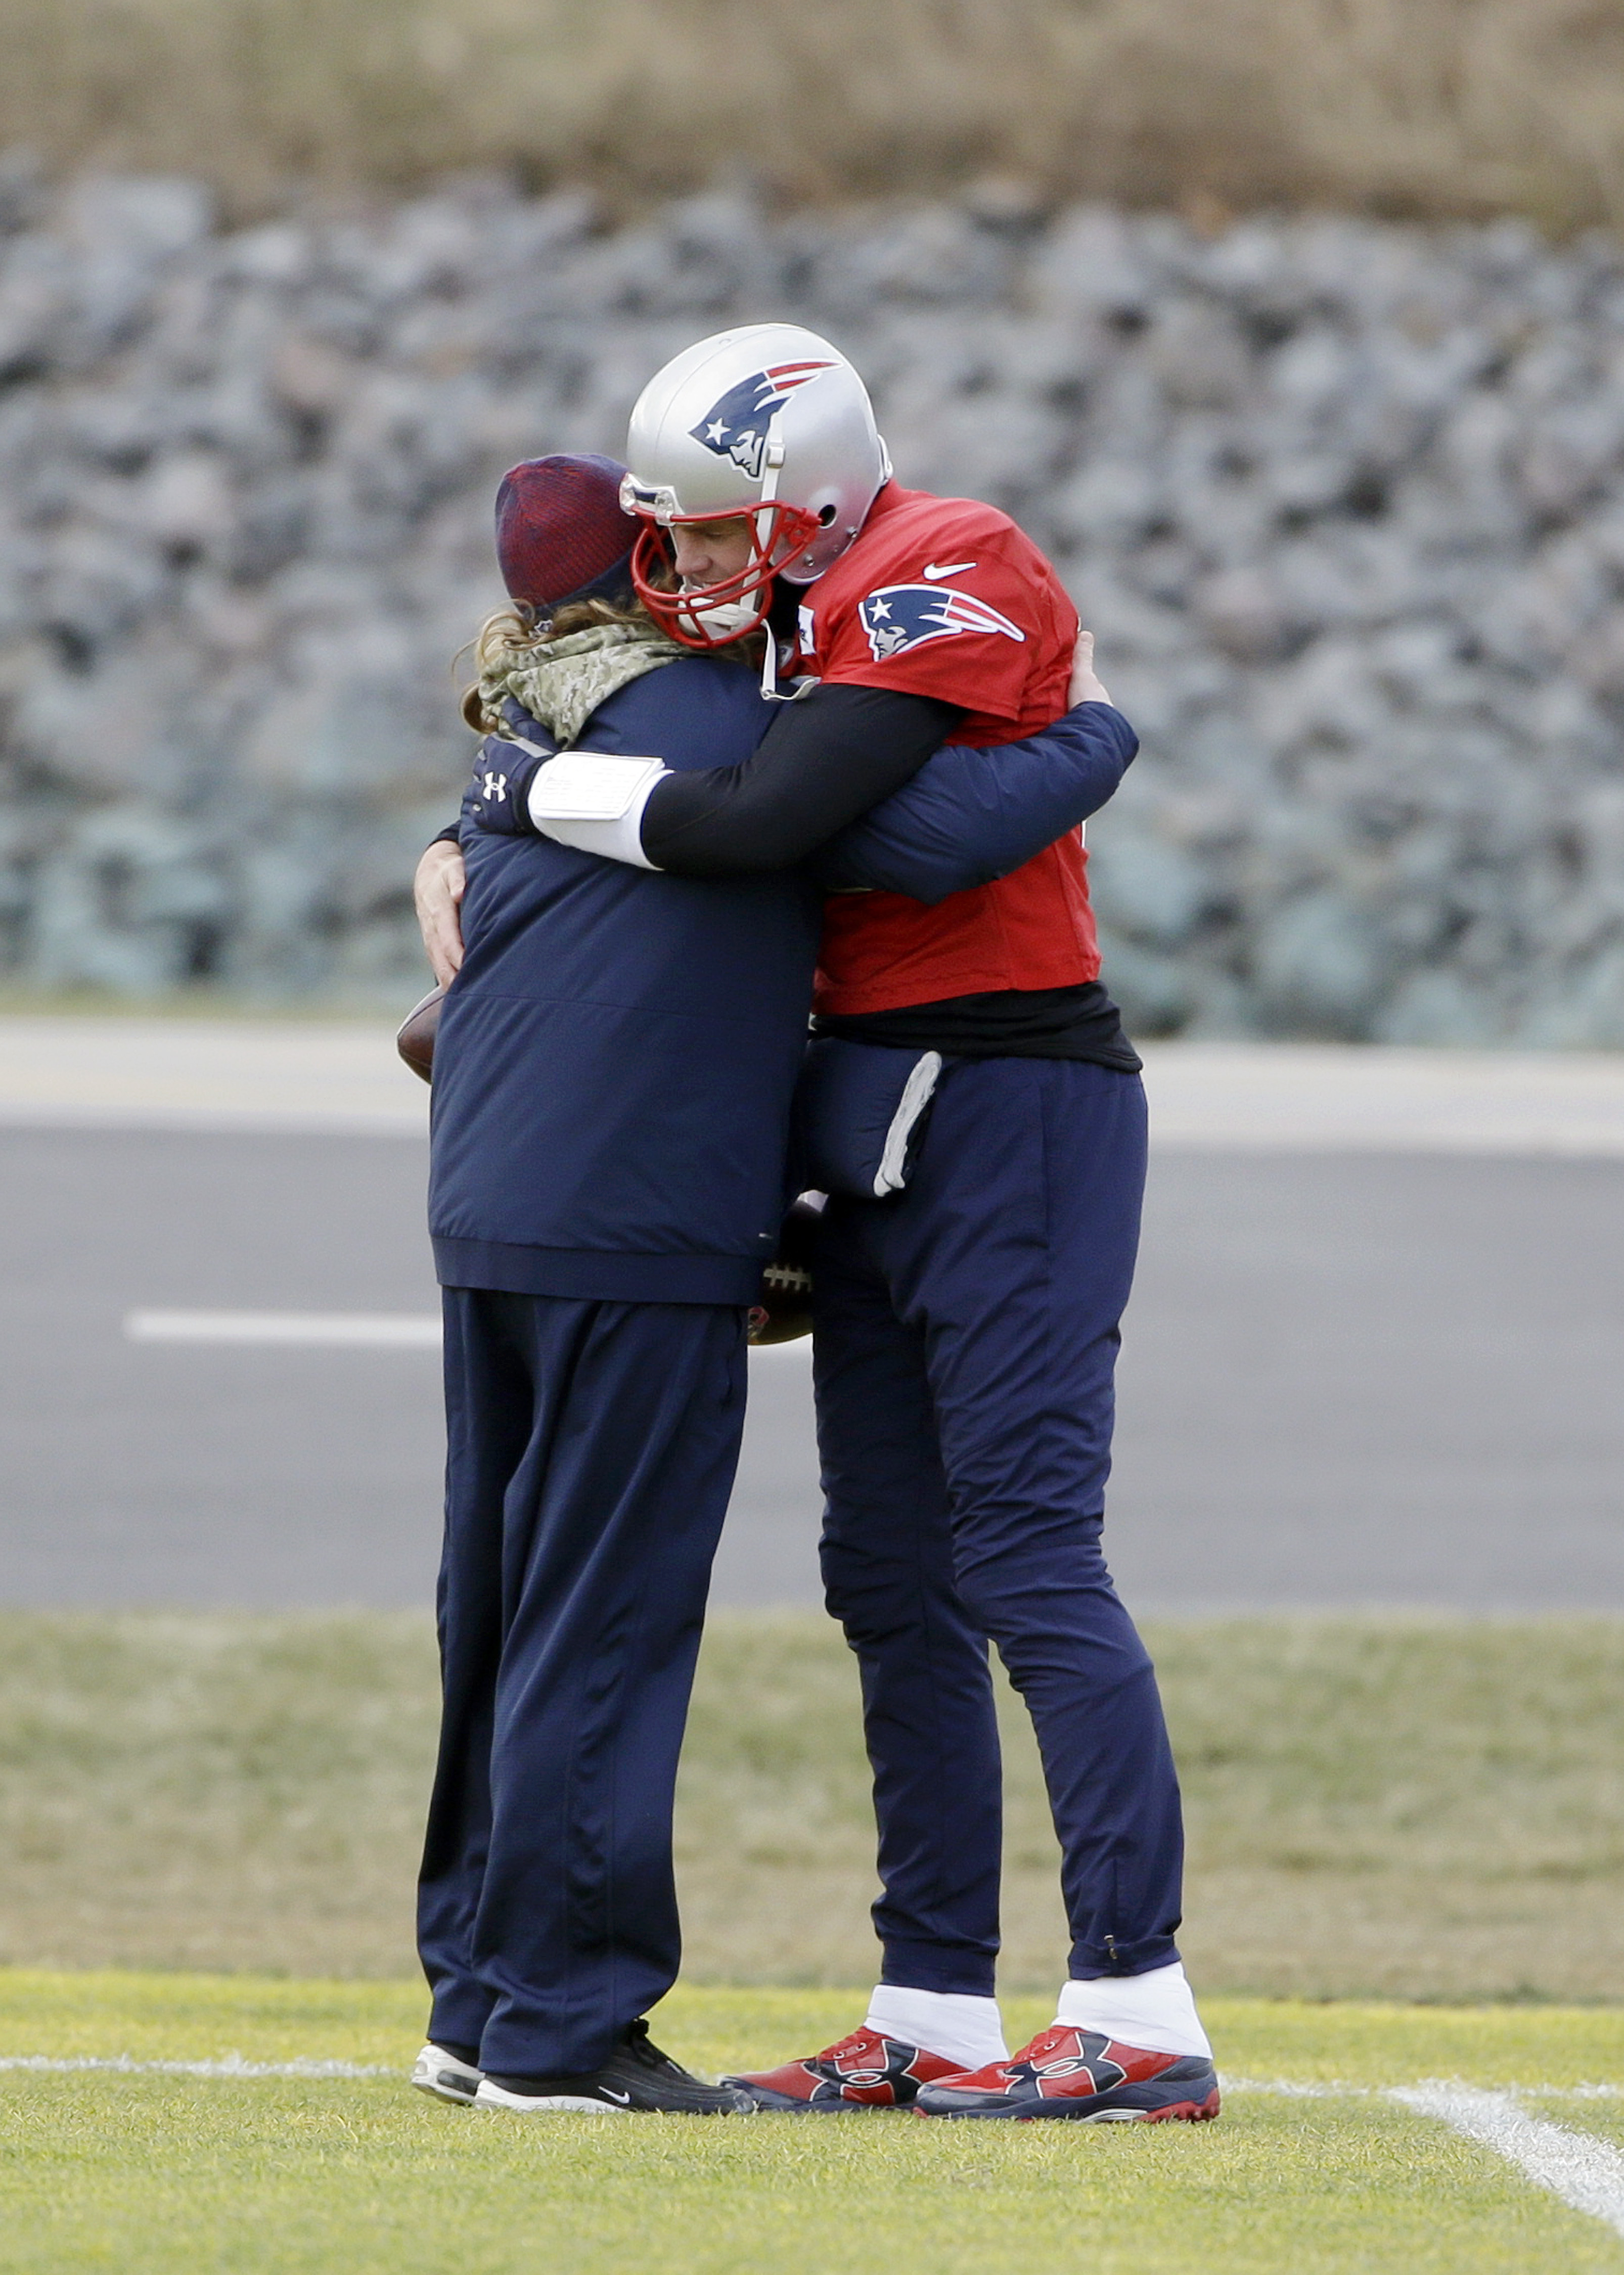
[813,980,1142,1070]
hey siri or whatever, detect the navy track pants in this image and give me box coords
[417,1288,746,2078]
[813,1057,1184,1993]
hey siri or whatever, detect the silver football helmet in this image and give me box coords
[621,323,891,649]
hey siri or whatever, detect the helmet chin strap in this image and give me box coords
[678,591,766,640]
[759,630,816,703]
[754,437,814,703]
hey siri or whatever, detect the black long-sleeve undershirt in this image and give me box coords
[638,684,963,877]
[426,684,961,871]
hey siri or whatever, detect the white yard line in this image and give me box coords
[1391,2084,1624,2241]
[125,1310,442,1348]
[12,2057,1624,2242]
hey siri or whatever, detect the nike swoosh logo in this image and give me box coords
[921,560,977,580]
[599,2087,631,2104]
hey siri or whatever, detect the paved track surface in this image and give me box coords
[1,1123,1620,1610]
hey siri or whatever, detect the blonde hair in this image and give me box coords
[460,587,767,733]
[460,595,648,734]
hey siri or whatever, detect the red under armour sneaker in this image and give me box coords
[723,2027,968,2112]
[913,2024,1220,2121]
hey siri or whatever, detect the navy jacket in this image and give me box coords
[430,662,1135,1304]
[818,703,1137,904]
[431,658,820,1304]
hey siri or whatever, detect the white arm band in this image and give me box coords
[524,752,670,871]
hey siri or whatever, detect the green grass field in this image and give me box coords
[1,1616,1621,2266]
[1,1973,1621,2272]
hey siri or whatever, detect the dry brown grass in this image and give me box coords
[1,1609,1621,2001]
[681,1613,1624,2004]
[5,0,1624,228]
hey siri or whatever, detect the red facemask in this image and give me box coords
[629,504,820,649]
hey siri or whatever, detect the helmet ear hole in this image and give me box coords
[817,502,838,525]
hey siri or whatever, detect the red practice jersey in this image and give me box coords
[795,484,1099,1016]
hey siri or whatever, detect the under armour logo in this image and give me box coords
[480,771,508,802]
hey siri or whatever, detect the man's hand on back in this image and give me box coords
[1069,629,1112,710]
[416,840,466,986]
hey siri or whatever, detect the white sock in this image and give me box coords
[1055,1962,1211,2060]
[864,1985,1009,2072]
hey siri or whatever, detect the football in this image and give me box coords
[396,984,445,1084]
[747,1194,824,1345]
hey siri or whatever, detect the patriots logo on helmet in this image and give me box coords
[859,583,1027,662]
[689,361,835,479]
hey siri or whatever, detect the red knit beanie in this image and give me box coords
[494,453,634,612]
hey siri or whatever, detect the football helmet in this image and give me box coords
[621,323,890,649]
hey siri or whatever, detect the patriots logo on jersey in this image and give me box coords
[689,361,834,480]
[859,583,1027,662]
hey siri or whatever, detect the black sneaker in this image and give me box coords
[411,2041,484,2106]
[474,2020,754,2115]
